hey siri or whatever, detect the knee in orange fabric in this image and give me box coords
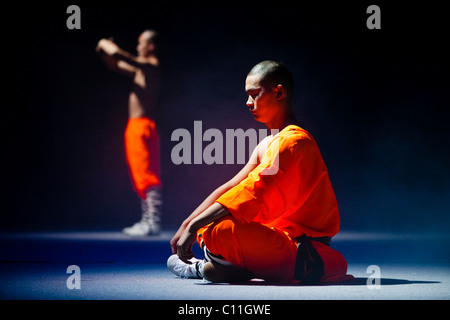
[199,215,297,282]
[200,216,244,267]
[312,242,354,283]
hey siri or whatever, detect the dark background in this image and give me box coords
[2,1,449,233]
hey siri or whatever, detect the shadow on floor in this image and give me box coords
[196,277,440,287]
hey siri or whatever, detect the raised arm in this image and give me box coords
[97,38,158,69]
[96,38,139,77]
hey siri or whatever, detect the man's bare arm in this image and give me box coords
[113,48,159,69]
[176,202,230,262]
[97,52,137,77]
[96,39,137,77]
[96,38,158,69]
[170,146,260,254]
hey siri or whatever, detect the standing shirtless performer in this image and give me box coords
[96,30,162,236]
[168,60,353,283]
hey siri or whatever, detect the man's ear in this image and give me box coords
[274,84,286,100]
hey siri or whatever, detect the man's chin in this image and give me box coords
[253,116,265,124]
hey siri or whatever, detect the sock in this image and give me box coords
[202,242,233,267]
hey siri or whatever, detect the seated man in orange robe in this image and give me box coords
[168,60,353,284]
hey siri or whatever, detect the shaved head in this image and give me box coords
[141,29,158,43]
[248,60,294,97]
[137,29,159,57]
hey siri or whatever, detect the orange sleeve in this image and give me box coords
[217,130,307,224]
[216,127,340,238]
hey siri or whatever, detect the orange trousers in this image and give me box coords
[197,215,352,283]
[124,117,161,200]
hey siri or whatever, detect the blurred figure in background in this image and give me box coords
[96,30,162,236]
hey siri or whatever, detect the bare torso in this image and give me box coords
[128,66,160,119]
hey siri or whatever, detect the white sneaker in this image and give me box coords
[167,254,204,279]
[122,219,160,236]
[123,188,162,236]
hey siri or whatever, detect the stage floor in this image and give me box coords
[1,231,449,300]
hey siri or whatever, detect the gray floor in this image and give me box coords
[1,262,449,300]
[1,231,449,300]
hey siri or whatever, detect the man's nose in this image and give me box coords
[246,97,254,108]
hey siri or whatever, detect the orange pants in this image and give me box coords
[124,117,161,200]
[197,215,352,283]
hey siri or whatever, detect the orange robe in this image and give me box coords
[198,125,351,283]
[124,117,161,200]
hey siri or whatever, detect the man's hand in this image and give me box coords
[175,224,198,264]
[96,38,119,56]
[170,223,187,254]
[170,203,230,263]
